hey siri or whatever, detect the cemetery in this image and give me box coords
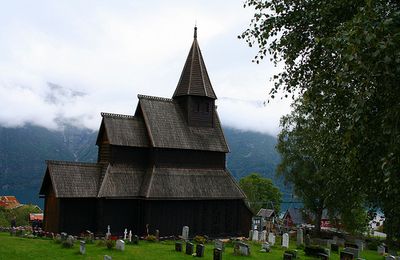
[0,225,391,259]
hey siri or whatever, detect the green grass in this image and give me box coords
[0,232,383,259]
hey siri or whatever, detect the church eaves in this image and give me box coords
[173,27,217,99]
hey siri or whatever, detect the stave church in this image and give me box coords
[39,27,253,236]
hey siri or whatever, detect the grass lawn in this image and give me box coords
[0,232,383,259]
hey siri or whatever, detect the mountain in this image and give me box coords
[0,124,286,208]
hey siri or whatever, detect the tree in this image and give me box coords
[241,0,400,242]
[239,173,282,214]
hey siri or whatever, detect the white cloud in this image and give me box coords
[0,1,292,136]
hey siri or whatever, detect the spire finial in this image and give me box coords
[194,25,197,39]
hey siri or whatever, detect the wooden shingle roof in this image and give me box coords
[97,112,150,147]
[138,95,229,152]
[97,163,146,198]
[173,27,216,99]
[140,167,245,199]
[40,161,101,198]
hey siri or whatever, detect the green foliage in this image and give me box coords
[239,173,282,214]
[0,204,42,227]
[193,235,206,245]
[241,0,400,242]
[105,239,115,249]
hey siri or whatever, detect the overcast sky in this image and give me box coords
[0,1,291,136]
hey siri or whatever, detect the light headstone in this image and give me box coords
[296,228,304,246]
[252,230,259,241]
[268,233,275,246]
[106,225,111,239]
[80,241,86,255]
[128,230,132,242]
[282,233,289,248]
[116,240,125,251]
[124,229,127,240]
[182,226,189,240]
[261,230,267,241]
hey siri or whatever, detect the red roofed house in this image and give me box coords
[0,196,21,209]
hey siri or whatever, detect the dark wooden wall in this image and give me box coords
[143,199,252,237]
[151,149,225,168]
[58,199,97,235]
[111,146,150,165]
[187,96,214,127]
[43,188,59,233]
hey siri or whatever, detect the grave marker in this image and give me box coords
[268,233,275,246]
[282,233,289,248]
[213,248,222,260]
[182,226,189,240]
[175,242,182,252]
[252,230,259,241]
[297,228,303,246]
[116,240,125,251]
[186,242,194,255]
[80,240,86,255]
[340,251,354,260]
[196,244,205,257]
[123,229,127,240]
[214,239,225,252]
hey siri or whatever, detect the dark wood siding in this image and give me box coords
[152,149,225,168]
[98,131,111,163]
[111,146,150,166]
[44,188,59,233]
[143,199,252,237]
[188,96,214,127]
[58,199,97,235]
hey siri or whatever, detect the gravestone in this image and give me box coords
[182,226,189,240]
[317,253,329,260]
[128,230,132,242]
[123,229,127,240]
[260,242,271,252]
[104,255,112,260]
[282,233,289,248]
[344,247,359,258]
[213,248,222,260]
[175,242,182,252]
[80,240,86,255]
[354,239,364,251]
[261,230,267,241]
[155,229,159,240]
[249,230,253,240]
[331,243,339,253]
[106,225,111,239]
[305,234,311,246]
[186,242,194,255]
[297,229,304,246]
[116,240,125,251]
[133,235,139,245]
[268,233,275,245]
[378,245,386,255]
[61,232,68,240]
[283,253,293,260]
[340,251,354,260]
[386,256,396,260]
[196,244,205,257]
[214,239,225,252]
[234,242,250,256]
[252,230,259,241]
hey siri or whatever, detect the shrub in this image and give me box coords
[194,235,206,244]
[106,239,115,249]
[96,239,106,247]
[146,235,157,242]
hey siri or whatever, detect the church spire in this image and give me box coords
[173,26,217,99]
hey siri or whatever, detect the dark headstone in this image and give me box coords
[344,243,358,249]
[213,248,222,260]
[340,251,354,260]
[317,253,329,260]
[175,242,182,252]
[283,253,294,260]
[186,242,194,255]
[331,244,339,252]
[196,244,205,257]
[305,234,311,246]
[133,235,139,245]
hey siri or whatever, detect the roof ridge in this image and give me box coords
[101,112,136,119]
[137,94,173,102]
[46,160,100,167]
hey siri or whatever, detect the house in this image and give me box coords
[39,27,253,236]
[282,208,306,228]
[0,196,21,209]
[257,208,276,233]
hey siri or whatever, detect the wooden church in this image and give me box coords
[39,27,252,236]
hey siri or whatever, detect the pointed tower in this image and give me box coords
[173,26,216,127]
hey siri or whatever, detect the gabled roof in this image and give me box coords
[257,208,275,219]
[96,112,150,147]
[173,27,216,99]
[284,208,306,225]
[140,167,245,199]
[98,163,146,198]
[138,95,229,152]
[39,161,101,198]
